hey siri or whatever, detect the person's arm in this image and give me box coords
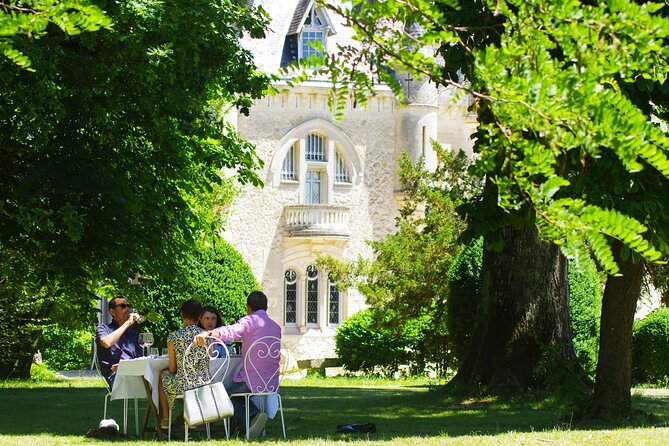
[98,313,141,349]
[167,340,177,374]
[193,318,246,346]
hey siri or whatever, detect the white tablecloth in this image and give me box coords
[111,356,242,409]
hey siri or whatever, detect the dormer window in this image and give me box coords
[299,6,330,61]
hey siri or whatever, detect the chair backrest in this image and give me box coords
[183,336,230,389]
[92,340,112,392]
[243,336,292,394]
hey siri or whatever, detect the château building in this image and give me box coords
[223,0,476,365]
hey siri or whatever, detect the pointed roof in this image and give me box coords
[287,0,336,35]
[288,0,314,35]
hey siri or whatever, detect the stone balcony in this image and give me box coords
[284,205,350,238]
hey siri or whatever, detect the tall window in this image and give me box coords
[306,265,319,324]
[328,274,340,325]
[284,270,297,324]
[305,133,325,161]
[334,149,350,183]
[305,170,322,204]
[281,144,296,180]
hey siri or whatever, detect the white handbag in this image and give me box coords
[183,381,234,427]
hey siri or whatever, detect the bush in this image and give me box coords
[335,307,437,375]
[568,256,601,376]
[40,325,94,371]
[140,239,257,348]
[30,362,59,381]
[632,307,669,384]
[446,239,602,374]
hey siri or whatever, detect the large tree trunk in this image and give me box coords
[587,242,645,419]
[450,226,581,392]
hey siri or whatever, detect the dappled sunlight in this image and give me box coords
[1,378,668,444]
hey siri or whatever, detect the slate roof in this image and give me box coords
[288,0,314,35]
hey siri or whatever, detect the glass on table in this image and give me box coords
[138,332,147,356]
[150,348,159,358]
[161,348,169,357]
[138,331,154,356]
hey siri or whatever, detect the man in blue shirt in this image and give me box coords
[96,296,142,386]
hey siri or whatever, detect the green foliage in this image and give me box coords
[0,0,271,377]
[40,326,94,371]
[632,308,669,384]
[446,239,602,375]
[29,362,59,381]
[446,237,484,364]
[0,0,112,70]
[324,147,476,376]
[314,0,669,275]
[568,256,602,377]
[322,147,479,319]
[140,239,257,347]
[335,306,443,375]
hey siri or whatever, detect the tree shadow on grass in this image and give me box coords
[0,387,111,436]
[280,385,669,440]
[1,384,668,440]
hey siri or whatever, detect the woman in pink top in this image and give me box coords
[194,291,281,439]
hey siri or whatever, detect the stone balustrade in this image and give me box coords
[284,205,350,238]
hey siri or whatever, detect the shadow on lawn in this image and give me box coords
[1,384,668,440]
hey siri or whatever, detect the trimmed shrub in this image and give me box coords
[41,325,94,371]
[568,256,601,376]
[335,306,436,375]
[632,307,669,384]
[141,239,258,348]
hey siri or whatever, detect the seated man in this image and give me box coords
[194,291,281,439]
[96,295,142,387]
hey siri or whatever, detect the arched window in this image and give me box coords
[281,143,297,180]
[284,269,297,324]
[305,133,325,161]
[328,273,340,325]
[306,265,319,324]
[334,148,350,183]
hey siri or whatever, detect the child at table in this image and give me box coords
[157,299,210,428]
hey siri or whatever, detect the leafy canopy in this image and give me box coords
[312,0,669,273]
[0,0,271,377]
[0,0,112,70]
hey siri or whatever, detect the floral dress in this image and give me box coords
[162,324,210,409]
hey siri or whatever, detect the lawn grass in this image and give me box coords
[1,374,668,445]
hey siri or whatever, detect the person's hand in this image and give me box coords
[193,332,208,347]
[128,312,141,324]
[111,363,119,373]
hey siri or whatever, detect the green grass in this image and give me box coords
[1,374,669,445]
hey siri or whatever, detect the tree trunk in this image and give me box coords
[450,226,581,392]
[587,242,645,419]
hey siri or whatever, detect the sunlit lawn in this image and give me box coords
[1,374,668,445]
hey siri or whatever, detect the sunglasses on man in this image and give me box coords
[112,303,130,309]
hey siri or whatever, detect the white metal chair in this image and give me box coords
[92,340,139,436]
[168,336,231,442]
[229,336,292,439]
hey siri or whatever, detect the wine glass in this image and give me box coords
[138,333,147,356]
[143,332,154,357]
